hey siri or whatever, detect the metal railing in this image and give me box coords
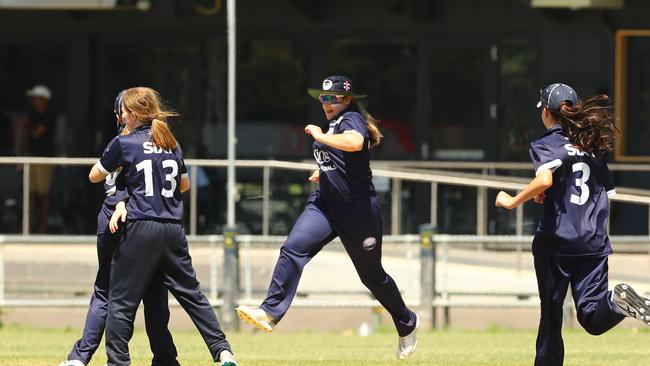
[3,157,650,328]
[2,233,650,329]
[3,157,650,237]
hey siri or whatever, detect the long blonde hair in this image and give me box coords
[121,87,179,150]
[354,101,383,148]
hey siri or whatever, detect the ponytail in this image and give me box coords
[122,87,180,151]
[355,101,383,148]
[551,94,618,156]
[151,118,177,150]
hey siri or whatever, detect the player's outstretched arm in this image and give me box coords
[308,170,320,182]
[305,124,363,152]
[89,162,109,183]
[180,175,190,193]
[495,169,553,210]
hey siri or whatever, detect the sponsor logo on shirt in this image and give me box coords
[313,149,337,172]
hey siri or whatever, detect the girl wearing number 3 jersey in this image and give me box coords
[88,87,237,366]
[496,83,650,366]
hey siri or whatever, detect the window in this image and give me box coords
[615,30,650,162]
[327,41,418,159]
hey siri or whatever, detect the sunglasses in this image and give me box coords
[319,94,346,104]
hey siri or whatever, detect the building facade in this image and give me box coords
[0,0,648,234]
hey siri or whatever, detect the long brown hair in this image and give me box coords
[121,87,179,150]
[549,94,618,156]
[354,100,383,148]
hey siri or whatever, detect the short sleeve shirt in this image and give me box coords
[529,124,615,257]
[312,108,375,205]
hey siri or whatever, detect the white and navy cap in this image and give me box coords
[113,89,127,115]
[114,89,127,133]
[536,83,578,110]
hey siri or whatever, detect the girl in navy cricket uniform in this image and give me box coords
[88,87,237,366]
[236,76,419,360]
[495,83,650,366]
[60,91,178,366]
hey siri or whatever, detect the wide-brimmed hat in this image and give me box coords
[307,75,367,100]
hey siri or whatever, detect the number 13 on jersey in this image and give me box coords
[136,159,179,197]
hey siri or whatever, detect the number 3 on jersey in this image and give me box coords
[136,159,178,197]
[570,162,590,205]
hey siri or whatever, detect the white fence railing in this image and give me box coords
[3,157,650,237]
[2,234,650,329]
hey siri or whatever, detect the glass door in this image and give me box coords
[430,47,489,161]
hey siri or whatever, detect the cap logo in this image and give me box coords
[322,79,333,90]
[343,80,351,91]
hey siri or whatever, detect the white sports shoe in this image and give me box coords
[396,314,420,360]
[219,349,238,366]
[236,305,274,332]
[612,283,650,326]
[58,360,85,366]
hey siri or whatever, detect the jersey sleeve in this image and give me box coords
[98,136,123,174]
[529,141,563,176]
[339,113,369,139]
[602,160,616,196]
[113,172,130,202]
[176,144,188,178]
[180,159,188,178]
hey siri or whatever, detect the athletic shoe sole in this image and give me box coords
[236,306,273,333]
[613,283,650,326]
[397,313,420,360]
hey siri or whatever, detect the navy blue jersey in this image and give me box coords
[97,125,187,221]
[102,170,128,208]
[98,170,129,232]
[313,108,375,204]
[530,124,615,257]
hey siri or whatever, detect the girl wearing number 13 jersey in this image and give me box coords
[89,87,236,366]
[496,83,650,366]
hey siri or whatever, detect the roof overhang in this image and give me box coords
[0,0,149,10]
[531,0,624,9]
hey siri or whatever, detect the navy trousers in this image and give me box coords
[67,212,178,366]
[260,193,417,336]
[105,220,232,366]
[534,254,625,366]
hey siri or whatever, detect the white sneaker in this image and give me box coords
[236,305,274,332]
[612,283,650,326]
[396,314,420,360]
[58,360,85,366]
[219,350,237,366]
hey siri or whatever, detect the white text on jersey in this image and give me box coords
[143,141,172,154]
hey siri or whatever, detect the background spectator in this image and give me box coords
[26,84,55,233]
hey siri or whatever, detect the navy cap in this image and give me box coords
[114,89,126,115]
[307,75,367,100]
[114,89,127,133]
[537,83,578,110]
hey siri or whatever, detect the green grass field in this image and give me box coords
[1,325,649,365]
